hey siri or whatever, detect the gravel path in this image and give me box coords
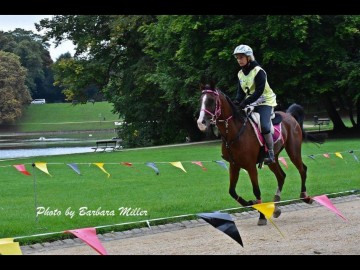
[22,194,360,255]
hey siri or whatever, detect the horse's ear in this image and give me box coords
[199,83,205,91]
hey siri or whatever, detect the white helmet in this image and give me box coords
[233,44,253,56]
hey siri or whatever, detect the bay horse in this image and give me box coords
[197,83,323,225]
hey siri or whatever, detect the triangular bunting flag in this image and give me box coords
[13,164,31,176]
[252,202,275,219]
[0,238,22,255]
[349,151,359,162]
[145,162,159,175]
[214,160,228,170]
[252,202,284,237]
[323,153,330,158]
[197,212,243,247]
[191,161,207,171]
[170,161,187,173]
[34,162,52,176]
[93,163,110,178]
[278,157,288,168]
[313,195,347,221]
[121,162,133,167]
[67,163,81,175]
[335,152,343,159]
[65,228,108,255]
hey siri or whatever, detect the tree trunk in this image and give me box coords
[322,94,347,132]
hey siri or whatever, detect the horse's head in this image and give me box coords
[197,83,221,132]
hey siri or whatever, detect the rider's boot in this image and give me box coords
[263,133,275,165]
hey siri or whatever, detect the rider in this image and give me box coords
[233,44,277,165]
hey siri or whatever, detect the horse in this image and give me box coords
[197,83,323,225]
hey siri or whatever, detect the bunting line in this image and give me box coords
[1,148,360,168]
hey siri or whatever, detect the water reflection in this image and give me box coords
[0,147,94,160]
[0,133,116,160]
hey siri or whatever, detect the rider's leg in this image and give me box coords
[255,105,275,164]
[263,133,275,164]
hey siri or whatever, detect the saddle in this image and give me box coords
[243,106,284,167]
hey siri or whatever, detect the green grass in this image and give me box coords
[15,102,120,132]
[0,138,359,244]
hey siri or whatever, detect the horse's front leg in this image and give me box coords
[247,166,267,226]
[228,164,248,206]
[228,165,266,225]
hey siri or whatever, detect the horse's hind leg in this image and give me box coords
[298,163,313,203]
[285,139,313,204]
[268,160,286,218]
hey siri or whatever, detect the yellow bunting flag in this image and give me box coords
[0,238,22,255]
[34,162,52,176]
[93,163,110,178]
[252,202,275,219]
[252,202,284,238]
[335,152,343,159]
[170,161,187,173]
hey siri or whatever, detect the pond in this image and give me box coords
[0,132,116,160]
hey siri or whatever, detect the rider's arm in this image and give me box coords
[235,80,245,102]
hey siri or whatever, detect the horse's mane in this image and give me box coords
[218,90,243,122]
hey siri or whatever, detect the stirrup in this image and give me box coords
[264,150,275,165]
[264,158,275,165]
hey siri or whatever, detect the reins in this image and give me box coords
[201,89,249,164]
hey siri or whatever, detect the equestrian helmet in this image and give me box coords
[233,44,253,56]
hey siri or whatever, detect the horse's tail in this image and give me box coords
[286,103,326,145]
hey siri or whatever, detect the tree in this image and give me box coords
[0,51,32,124]
[0,29,62,102]
[37,15,360,146]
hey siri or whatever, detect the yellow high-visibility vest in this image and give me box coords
[238,66,277,106]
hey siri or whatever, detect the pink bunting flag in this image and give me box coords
[313,195,347,221]
[278,157,288,168]
[65,227,108,255]
[13,164,31,176]
[121,162,133,167]
[191,161,207,171]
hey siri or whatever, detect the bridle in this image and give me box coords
[201,89,233,128]
[200,89,249,165]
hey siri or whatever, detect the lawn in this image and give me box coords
[15,102,120,132]
[0,138,359,244]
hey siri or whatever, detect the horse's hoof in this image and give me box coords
[300,192,314,204]
[301,196,314,204]
[257,218,267,226]
[273,207,281,218]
